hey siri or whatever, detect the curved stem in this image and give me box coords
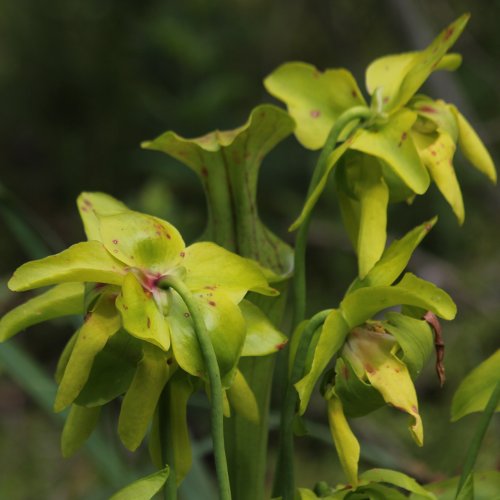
[292,106,372,326]
[158,276,231,500]
[159,385,177,500]
[273,309,331,499]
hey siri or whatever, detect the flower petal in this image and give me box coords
[450,105,497,184]
[55,293,121,412]
[366,14,469,112]
[118,343,170,451]
[341,272,456,328]
[77,192,129,242]
[183,242,277,302]
[326,389,360,487]
[226,369,259,423]
[98,211,185,274]
[168,288,246,384]
[61,404,101,458]
[413,129,464,223]
[8,241,126,291]
[109,466,169,500]
[264,62,366,150]
[350,109,429,194]
[240,300,287,357]
[348,217,436,293]
[116,273,171,351]
[296,309,350,415]
[0,283,84,341]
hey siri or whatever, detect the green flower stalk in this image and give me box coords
[0,192,286,497]
[265,13,496,278]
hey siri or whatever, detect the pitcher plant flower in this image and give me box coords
[0,192,286,474]
[265,13,496,277]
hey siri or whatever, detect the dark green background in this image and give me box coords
[0,1,498,498]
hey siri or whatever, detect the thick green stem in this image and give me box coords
[273,309,331,499]
[292,106,372,326]
[159,385,177,500]
[455,381,500,498]
[158,276,231,500]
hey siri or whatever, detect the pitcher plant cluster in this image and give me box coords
[0,13,497,500]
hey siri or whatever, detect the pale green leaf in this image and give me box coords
[341,272,456,328]
[227,368,259,423]
[8,241,126,291]
[61,404,101,458]
[350,109,429,194]
[109,466,169,500]
[0,283,84,341]
[450,105,497,184]
[118,343,170,451]
[326,390,360,487]
[240,300,287,357]
[348,218,436,293]
[116,273,171,351]
[296,309,349,415]
[360,468,435,498]
[183,242,277,302]
[451,350,500,421]
[98,211,185,274]
[55,294,121,412]
[77,192,129,242]
[264,62,366,150]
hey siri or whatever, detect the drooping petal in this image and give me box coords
[168,288,246,385]
[450,105,497,183]
[226,369,259,423]
[342,327,423,445]
[183,242,277,302]
[341,272,456,328]
[61,404,101,457]
[359,469,435,498]
[0,283,84,341]
[55,293,121,412]
[264,62,366,150]
[326,389,360,487]
[348,217,436,293]
[295,309,350,415]
[75,329,143,407]
[109,466,169,500]
[118,343,170,451]
[366,14,469,112]
[8,241,126,291]
[350,109,429,194]
[412,129,464,223]
[239,300,287,357]
[98,211,185,274]
[77,192,129,242]
[116,273,171,351]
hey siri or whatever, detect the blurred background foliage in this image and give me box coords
[0,0,498,498]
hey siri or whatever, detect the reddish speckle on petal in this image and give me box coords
[365,363,376,374]
[180,251,185,258]
[147,317,151,329]
[275,341,288,351]
[444,26,454,41]
[310,109,321,118]
[431,150,437,157]
[208,301,216,307]
[398,131,408,148]
[383,96,389,104]
[166,233,171,240]
[83,198,93,207]
[84,312,92,322]
[419,105,436,113]
[351,89,358,98]
[112,239,119,244]
[122,304,128,310]
[411,405,419,414]
[342,365,350,379]
[81,206,88,212]
[184,312,190,318]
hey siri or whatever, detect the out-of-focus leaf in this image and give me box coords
[0,283,84,341]
[451,350,500,421]
[109,466,169,500]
